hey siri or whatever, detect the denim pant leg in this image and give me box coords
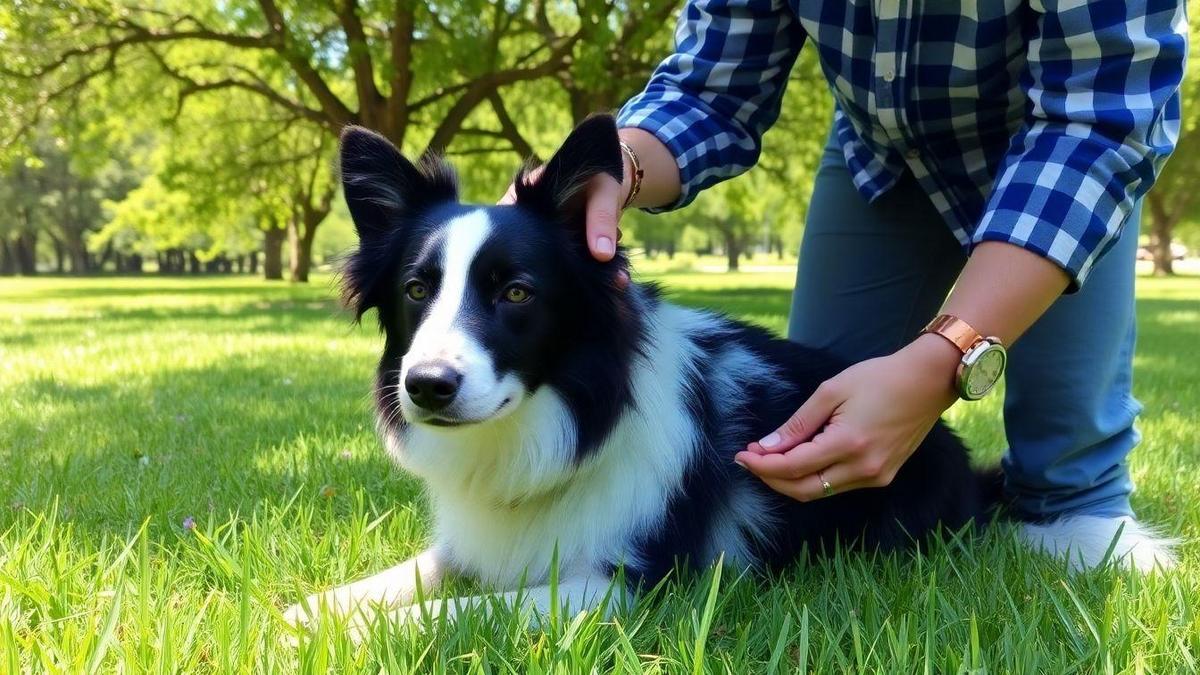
[788,136,965,362]
[1001,206,1143,520]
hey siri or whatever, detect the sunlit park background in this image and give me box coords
[2,1,1200,672]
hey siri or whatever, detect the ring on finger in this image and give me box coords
[817,470,834,498]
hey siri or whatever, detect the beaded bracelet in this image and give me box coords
[619,139,644,210]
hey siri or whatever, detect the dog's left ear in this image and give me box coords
[514,114,624,223]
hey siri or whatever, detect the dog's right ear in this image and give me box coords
[339,126,457,244]
[338,127,457,321]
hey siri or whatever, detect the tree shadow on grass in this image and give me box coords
[4,279,337,301]
[2,354,420,547]
[0,298,355,348]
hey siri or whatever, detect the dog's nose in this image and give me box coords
[404,361,462,411]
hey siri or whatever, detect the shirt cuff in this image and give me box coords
[616,94,757,213]
[973,144,1138,293]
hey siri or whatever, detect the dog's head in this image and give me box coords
[340,115,643,462]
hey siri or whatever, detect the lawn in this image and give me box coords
[1,269,1197,673]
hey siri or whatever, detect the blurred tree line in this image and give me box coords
[0,0,1195,279]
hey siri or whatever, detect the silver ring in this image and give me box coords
[818,471,834,498]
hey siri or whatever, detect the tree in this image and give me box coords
[0,155,45,275]
[2,0,589,154]
[0,125,140,275]
[1138,0,1200,276]
[2,0,682,279]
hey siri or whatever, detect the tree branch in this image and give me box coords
[487,91,539,161]
[423,33,580,154]
[256,0,356,126]
[146,49,331,130]
[329,0,383,116]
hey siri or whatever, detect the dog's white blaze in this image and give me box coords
[399,209,518,420]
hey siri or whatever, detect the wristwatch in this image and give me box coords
[921,314,1007,401]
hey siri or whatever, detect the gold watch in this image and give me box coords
[921,314,1007,400]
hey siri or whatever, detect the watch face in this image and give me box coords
[964,345,1005,399]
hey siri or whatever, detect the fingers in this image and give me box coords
[500,167,622,264]
[736,425,902,501]
[498,166,544,205]
[757,462,860,502]
[733,438,839,481]
[585,173,623,262]
[746,382,842,455]
[498,182,519,205]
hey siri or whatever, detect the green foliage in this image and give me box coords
[0,0,685,273]
[1,272,1197,671]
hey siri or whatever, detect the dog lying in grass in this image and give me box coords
[284,115,998,631]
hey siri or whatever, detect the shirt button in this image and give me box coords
[905,148,919,159]
[883,70,896,82]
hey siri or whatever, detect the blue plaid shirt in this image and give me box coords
[617,0,1188,288]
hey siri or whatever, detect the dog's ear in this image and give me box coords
[514,114,623,224]
[339,125,457,244]
[338,126,456,321]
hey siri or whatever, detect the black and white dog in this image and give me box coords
[285,115,998,628]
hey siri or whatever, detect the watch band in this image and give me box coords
[922,314,986,354]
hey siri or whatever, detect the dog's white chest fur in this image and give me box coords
[385,303,745,587]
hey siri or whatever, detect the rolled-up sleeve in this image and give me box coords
[973,0,1188,290]
[616,0,805,211]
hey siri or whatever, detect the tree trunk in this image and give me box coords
[0,238,14,275]
[15,231,38,275]
[288,200,329,283]
[1146,192,1175,276]
[66,236,89,275]
[53,240,66,273]
[188,251,202,274]
[288,217,316,282]
[263,227,285,280]
[723,231,741,272]
[96,242,115,271]
[249,251,260,275]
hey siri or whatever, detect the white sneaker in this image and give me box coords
[1019,515,1178,572]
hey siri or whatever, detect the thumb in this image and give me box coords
[747,382,841,454]
[585,173,623,262]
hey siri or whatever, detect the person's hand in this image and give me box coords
[499,163,630,263]
[733,334,962,501]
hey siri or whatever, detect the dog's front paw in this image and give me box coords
[282,597,317,628]
[283,589,358,629]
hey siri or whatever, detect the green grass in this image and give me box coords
[1,270,1197,673]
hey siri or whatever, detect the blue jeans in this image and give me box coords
[788,136,1139,520]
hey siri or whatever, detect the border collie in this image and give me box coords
[285,115,998,629]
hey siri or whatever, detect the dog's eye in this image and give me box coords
[502,284,532,304]
[405,281,429,301]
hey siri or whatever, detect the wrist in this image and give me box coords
[902,333,962,401]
